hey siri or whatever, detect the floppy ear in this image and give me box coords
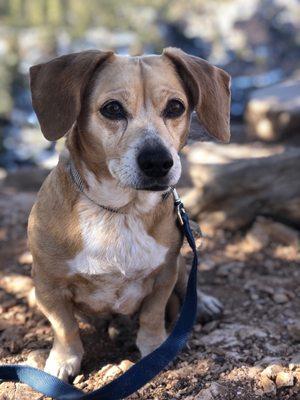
[163,47,231,143]
[29,50,113,141]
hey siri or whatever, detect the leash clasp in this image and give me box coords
[177,205,185,226]
[171,187,186,226]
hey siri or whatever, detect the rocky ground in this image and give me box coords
[0,175,299,400]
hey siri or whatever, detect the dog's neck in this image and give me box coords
[63,149,167,215]
[81,163,164,214]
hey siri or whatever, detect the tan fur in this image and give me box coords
[28,48,230,380]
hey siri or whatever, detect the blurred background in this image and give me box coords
[0,1,300,398]
[0,0,299,169]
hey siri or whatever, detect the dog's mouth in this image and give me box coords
[135,184,170,192]
[133,176,172,192]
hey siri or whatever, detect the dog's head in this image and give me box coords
[30,48,231,191]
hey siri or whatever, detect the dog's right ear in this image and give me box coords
[30,50,113,141]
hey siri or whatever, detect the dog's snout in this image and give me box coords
[137,146,173,178]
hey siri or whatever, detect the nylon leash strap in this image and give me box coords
[0,189,199,400]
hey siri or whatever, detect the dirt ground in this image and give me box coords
[0,182,299,400]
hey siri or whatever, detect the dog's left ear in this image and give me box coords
[30,50,113,141]
[163,47,231,143]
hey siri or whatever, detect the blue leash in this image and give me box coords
[0,189,199,400]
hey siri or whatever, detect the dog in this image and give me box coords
[28,48,231,381]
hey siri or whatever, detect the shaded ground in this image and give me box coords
[0,181,299,400]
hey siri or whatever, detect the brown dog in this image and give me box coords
[28,48,231,381]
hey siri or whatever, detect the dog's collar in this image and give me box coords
[69,161,172,213]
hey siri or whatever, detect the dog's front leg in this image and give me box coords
[35,277,83,381]
[136,260,179,358]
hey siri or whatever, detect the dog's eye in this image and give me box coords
[100,101,127,120]
[163,99,185,119]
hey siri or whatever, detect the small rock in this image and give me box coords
[2,275,33,298]
[256,357,284,367]
[294,369,300,387]
[191,338,201,346]
[202,320,219,334]
[199,327,238,348]
[261,364,283,379]
[27,287,36,308]
[108,324,120,341]
[195,382,227,399]
[209,382,227,396]
[266,221,299,247]
[275,371,294,388]
[0,168,7,181]
[0,319,9,331]
[195,387,213,400]
[246,79,300,141]
[0,326,25,353]
[0,297,17,311]
[98,363,113,376]
[287,322,300,342]
[247,366,263,379]
[217,262,245,277]
[78,381,88,389]
[260,374,276,395]
[0,228,7,241]
[243,219,270,252]
[250,293,259,301]
[243,216,299,251]
[259,286,274,295]
[0,348,8,358]
[119,359,134,373]
[194,324,202,333]
[254,389,264,397]
[102,365,122,381]
[289,354,300,370]
[237,325,267,340]
[265,342,288,355]
[18,251,33,265]
[272,292,289,304]
[190,220,203,239]
[73,374,84,385]
[200,258,216,271]
[15,382,42,400]
[26,349,48,369]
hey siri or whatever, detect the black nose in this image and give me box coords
[137,146,174,178]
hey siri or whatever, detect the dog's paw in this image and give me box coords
[136,330,167,358]
[44,351,82,382]
[197,291,223,323]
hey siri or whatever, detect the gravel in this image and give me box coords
[0,187,299,399]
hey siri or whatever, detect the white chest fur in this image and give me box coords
[68,197,168,278]
[67,196,168,314]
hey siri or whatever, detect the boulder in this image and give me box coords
[182,142,300,230]
[246,77,300,141]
